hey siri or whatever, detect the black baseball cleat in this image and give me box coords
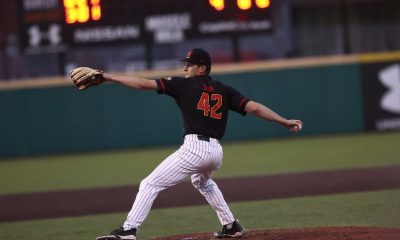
[214,220,246,238]
[96,227,137,240]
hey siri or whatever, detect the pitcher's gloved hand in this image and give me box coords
[70,67,104,90]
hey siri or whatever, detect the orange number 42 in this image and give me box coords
[197,92,222,119]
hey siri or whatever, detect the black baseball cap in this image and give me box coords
[179,48,212,68]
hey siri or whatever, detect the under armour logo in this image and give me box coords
[28,24,62,47]
[379,64,400,114]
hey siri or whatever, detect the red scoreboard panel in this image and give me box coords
[19,0,272,53]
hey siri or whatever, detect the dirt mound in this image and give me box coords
[149,227,400,240]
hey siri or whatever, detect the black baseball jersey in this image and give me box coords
[156,75,250,140]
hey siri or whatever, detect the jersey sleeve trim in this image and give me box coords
[239,98,248,108]
[239,97,250,115]
[156,78,166,93]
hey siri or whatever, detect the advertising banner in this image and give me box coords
[361,61,400,131]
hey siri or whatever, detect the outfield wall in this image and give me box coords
[1,52,399,158]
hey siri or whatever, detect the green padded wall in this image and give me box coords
[0,63,363,158]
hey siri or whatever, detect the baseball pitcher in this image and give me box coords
[70,48,303,240]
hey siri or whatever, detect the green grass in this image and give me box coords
[1,189,399,240]
[1,132,398,239]
[0,131,399,194]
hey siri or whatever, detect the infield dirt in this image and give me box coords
[1,166,400,240]
[150,227,400,240]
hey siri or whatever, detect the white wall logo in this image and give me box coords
[28,24,62,47]
[379,64,400,114]
[145,13,191,44]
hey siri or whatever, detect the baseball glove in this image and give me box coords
[70,67,104,90]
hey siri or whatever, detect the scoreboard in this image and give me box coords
[19,0,272,54]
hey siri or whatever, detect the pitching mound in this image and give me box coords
[150,226,400,240]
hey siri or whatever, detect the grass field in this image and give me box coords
[0,131,399,240]
[0,131,399,194]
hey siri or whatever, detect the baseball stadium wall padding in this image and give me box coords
[0,63,363,158]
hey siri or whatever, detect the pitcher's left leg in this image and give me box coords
[191,174,235,225]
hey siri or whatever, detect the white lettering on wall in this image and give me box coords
[145,13,191,43]
[74,25,140,43]
[199,20,272,33]
[23,0,58,11]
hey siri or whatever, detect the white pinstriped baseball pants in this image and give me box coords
[123,134,235,230]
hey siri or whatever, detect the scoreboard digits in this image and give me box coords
[64,0,102,24]
[237,0,271,10]
[255,0,271,8]
[63,0,271,25]
[19,0,272,53]
[209,0,225,11]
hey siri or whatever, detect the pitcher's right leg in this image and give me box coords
[123,150,188,230]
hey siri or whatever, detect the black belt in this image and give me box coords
[197,135,210,142]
